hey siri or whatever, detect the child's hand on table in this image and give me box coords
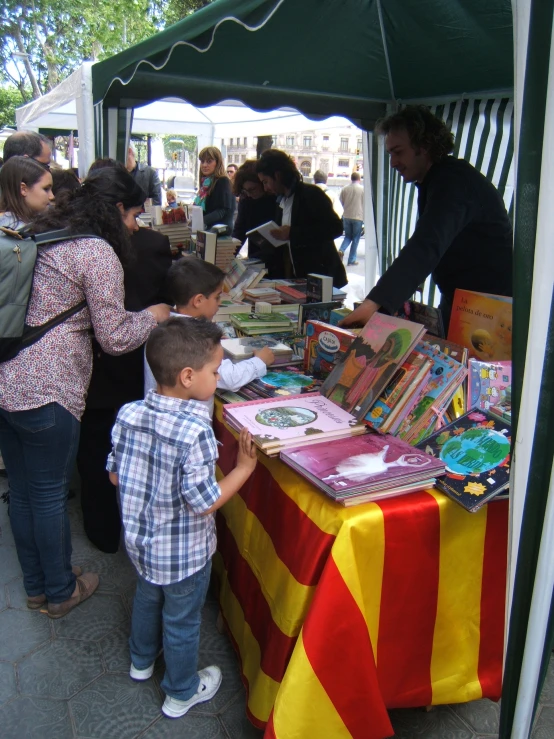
[236,428,257,474]
[253,347,275,366]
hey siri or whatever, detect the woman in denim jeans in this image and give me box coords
[0,166,170,619]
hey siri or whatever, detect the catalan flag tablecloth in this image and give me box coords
[213,404,508,739]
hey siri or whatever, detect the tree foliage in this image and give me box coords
[0,1,214,101]
[0,86,26,128]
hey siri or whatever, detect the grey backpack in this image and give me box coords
[0,226,91,362]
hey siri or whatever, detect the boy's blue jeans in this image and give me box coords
[130,559,212,701]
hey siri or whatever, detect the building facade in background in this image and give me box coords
[221,124,363,178]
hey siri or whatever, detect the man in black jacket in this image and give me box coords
[341,106,513,332]
[126,145,162,205]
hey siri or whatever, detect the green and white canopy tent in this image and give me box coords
[17,0,554,734]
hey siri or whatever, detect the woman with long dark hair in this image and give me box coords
[0,166,169,619]
[0,156,54,229]
[256,149,347,287]
[194,146,235,234]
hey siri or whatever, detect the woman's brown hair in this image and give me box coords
[0,156,51,224]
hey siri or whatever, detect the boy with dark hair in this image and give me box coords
[144,256,274,396]
[108,317,257,718]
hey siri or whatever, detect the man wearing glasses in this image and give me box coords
[226,163,238,181]
[3,131,52,168]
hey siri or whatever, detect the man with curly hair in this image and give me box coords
[341,106,513,332]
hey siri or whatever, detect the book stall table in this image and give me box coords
[212,401,508,739]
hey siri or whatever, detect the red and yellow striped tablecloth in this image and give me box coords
[213,404,508,739]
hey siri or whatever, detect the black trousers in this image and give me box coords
[76,408,121,554]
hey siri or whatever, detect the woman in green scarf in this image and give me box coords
[194,146,235,234]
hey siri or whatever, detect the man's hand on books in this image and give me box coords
[270,225,290,241]
[237,428,257,474]
[339,298,380,328]
[253,347,275,366]
[147,303,171,323]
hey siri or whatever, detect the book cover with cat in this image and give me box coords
[447,289,512,361]
[281,432,444,497]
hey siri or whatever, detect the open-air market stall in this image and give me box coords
[15,0,554,736]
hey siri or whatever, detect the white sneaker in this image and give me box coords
[130,662,155,681]
[162,665,222,718]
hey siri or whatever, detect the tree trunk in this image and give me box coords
[256,135,273,159]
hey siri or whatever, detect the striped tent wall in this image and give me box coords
[374,98,514,308]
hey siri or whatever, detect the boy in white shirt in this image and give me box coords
[144,256,274,396]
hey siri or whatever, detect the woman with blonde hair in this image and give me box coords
[194,146,235,233]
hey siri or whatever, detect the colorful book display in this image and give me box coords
[468,359,512,413]
[320,312,426,420]
[303,320,357,378]
[396,340,467,445]
[239,367,323,400]
[364,350,432,434]
[281,433,445,506]
[417,409,511,512]
[223,393,366,456]
[299,301,343,330]
[447,289,512,361]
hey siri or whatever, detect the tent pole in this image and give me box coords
[362,130,378,294]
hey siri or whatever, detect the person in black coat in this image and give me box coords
[232,159,279,265]
[256,149,347,288]
[194,146,235,234]
[76,224,172,553]
[126,145,162,206]
[341,106,513,332]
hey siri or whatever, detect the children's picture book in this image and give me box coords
[306,273,333,303]
[396,340,467,445]
[416,409,511,512]
[447,289,512,361]
[468,359,512,413]
[330,307,352,326]
[299,301,343,330]
[303,320,357,378]
[281,432,444,504]
[396,300,445,338]
[364,350,432,433]
[243,368,323,399]
[223,393,366,455]
[320,312,426,420]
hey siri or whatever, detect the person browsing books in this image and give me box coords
[107,317,258,718]
[144,256,275,397]
[231,159,278,261]
[340,106,513,332]
[194,147,235,234]
[256,150,347,287]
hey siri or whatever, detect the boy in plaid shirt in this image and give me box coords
[107,317,257,718]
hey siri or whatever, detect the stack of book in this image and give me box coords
[195,231,238,272]
[230,311,295,336]
[280,432,445,507]
[299,301,343,331]
[221,337,293,365]
[213,299,251,323]
[223,258,268,301]
[274,280,308,304]
[223,392,366,456]
[417,409,511,512]
[320,312,427,421]
[364,349,433,434]
[395,340,468,445]
[217,366,324,403]
[242,286,282,305]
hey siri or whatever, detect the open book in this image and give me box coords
[246,221,288,249]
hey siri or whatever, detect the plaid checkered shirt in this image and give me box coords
[107,390,221,584]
